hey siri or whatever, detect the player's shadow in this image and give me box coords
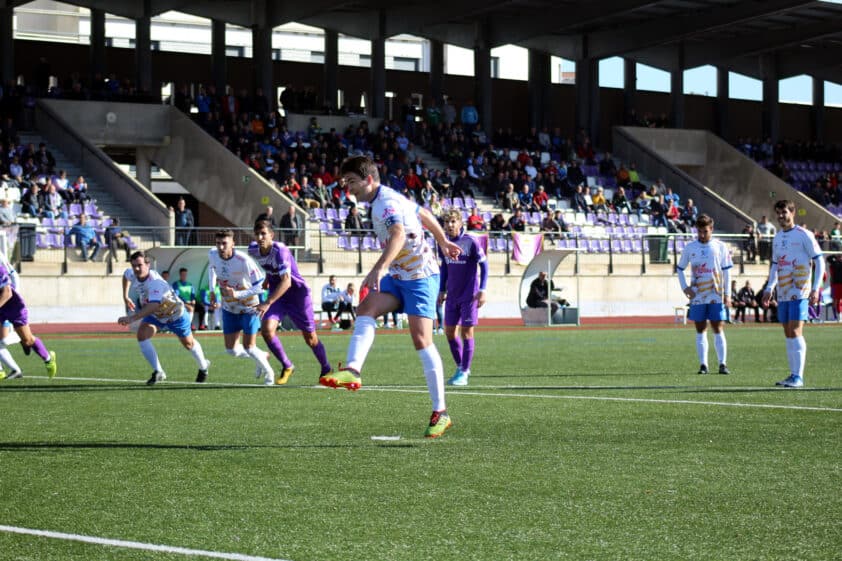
[687,387,842,394]
[0,441,387,452]
[0,384,274,394]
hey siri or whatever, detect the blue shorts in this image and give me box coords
[688,303,727,323]
[379,274,439,320]
[777,299,809,323]
[222,309,260,335]
[143,309,193,338]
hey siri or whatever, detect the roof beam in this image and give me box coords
[489,0,662,49]
[777,46,842,79]
[586,0,816,61]
[384,0,511,39]
[685,15,842,68]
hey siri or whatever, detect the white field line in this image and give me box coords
[0,525,291,561]
[16,376,842,413]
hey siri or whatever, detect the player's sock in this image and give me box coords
[784,337,796,376]
[139,339,163,371]
[226,343,250,358]
[695,332,708,366]
[793,336,807,379]
[189,339,210,370]
[309,339,331,374]
[346,315,377,373]
[0,346,21,374]
[266,336,292,369]
[713,332,727,365]
[460,337,475,372]
[246,345,273,374]
[418,344,446,412]
[447,337,463,367]
[31,338,51,362]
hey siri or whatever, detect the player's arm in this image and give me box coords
[364,222,406,291]
[676,252,693,299]
[121,274,135,311]
[438,248,449,305]
[761,262,778,307]
[262,272,291,307]
[810,254,825,305]
[476,258,489,307]
[118,300,162,325]
[233,260,268,301]
[722,266,732,308]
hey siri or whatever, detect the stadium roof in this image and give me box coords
[7,0,842,84]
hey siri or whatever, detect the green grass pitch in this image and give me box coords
[1,325,840,561]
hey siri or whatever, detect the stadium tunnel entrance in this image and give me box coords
[519,249,581,327]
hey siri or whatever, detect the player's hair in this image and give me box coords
[774,199,796,213]
[129,250,149,263]
[445,209,463,223]
[253,218,275,233]
[215,228,235,239]
[696,214,714,229]
[340,155,380,183]
[179,267,188,273]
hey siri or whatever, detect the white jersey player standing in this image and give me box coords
[208,229,275,385]
[676,214,733,375]
[761,200,824,388]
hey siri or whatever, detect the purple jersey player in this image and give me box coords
[0,261,57,380]
[249,219,331,383]
[438,209,488,386]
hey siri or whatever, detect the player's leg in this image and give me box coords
[688,305,709,374]
[0,322,22,378]
[172,312,210,382]
[222,310,249,358]
[14,321,56,378]
[777,300,807,387]
[241,316,274,385]
[457,299,480,381]
[288,289,332,378]
[710,303,729,374]
[260,304,294,382]
[444,299,462,379]
[136,321,165,384]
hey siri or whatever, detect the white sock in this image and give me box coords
[346,315,377,373]
[0,346,21,373]
[418,344,446,412]
[189,339,210,370]
[696,332,708,366]
[214,309,222,327]
[203,311,211,326]
[139,339,163,372]
[713,332,727,366]
[793,336,806,379]
[246,345,274,376]
[226,343,250,358]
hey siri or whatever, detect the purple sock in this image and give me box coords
[460,338,475,372]
[32,338,51,362]
[267,336,292,369]
[311,340,331,375]
[447,338,463,368]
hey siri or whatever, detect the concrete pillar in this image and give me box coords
[474,22,493,135]
[135,148,152,189]
[761,54,780,142]
[624,58,636,125]
[134,2,152,95]
[323,29,338,111]
[812,76,825,143]
[211,19,227,96]
[251,24,273,110]
[429,39,444,106]
[369,11,386,118]
[528,49,551,130]
[575,57,600,146]
[670,43,685,128]
[89,9,106,85]
[715,66,729,139]
[1,5,14,86]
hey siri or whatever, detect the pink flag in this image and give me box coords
[466,232,489,256]
[512,232,543,264]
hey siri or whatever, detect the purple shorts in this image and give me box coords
[444,298,479,327]
[0,292,29,327]
[264,285,316,332]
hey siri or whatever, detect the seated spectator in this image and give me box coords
[540,209,565,240]
[598,152,617,176]
[51,169,73,203]
[532,185,549,212]
[344,205,365,235]
[634,190,651,218]
[615,164,630,187]
[488,213,506,235]
[730,279,744,323]
[466,207,485,231]
[68,213,102,261]
[105,216,132,261]
[760,280,777,323]
[419,180,437,206]
[321,275,342,325]
[0,199,16,226]
[664,187,680,207]
[590,186,608,212]
[428,193,444,224]
[70,175,90,202]
[517,184,533,210]
[20,184,40,216]
[571,184,588,213]
[736,280,760,323]
[40,183,66,219]
[680,198,699,229]
[665,199,682,232]
[338,282,357,322]
[500,183,519,212]
[612,186,632,214]
[526,271,566,313]
[649,194,668,228]
[506,208,526,232]
[451,169,475,204]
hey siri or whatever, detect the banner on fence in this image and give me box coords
[512,232,543,265]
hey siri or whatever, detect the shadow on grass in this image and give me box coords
[0,440,417,452]
[0,384,276,393]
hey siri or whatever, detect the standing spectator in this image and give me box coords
[255,205,277,228]
[742,223,758,262]
[438,209,488,386]
[279,205,300,246]
[172,267,197,328]
[761,200,825,388]
[460,100,478,132]
[676,214,733,375]
[442,97,457,127]
[68,213,102,261]
[827,254,842,320]
[173,197,195,246]
[756,215,776,262]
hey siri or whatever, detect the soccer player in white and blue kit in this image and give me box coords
[208,229,275,385]
[320,156,462,438]
[761,200,825,388]
[676,214,733,375]
[118,250,211,385]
